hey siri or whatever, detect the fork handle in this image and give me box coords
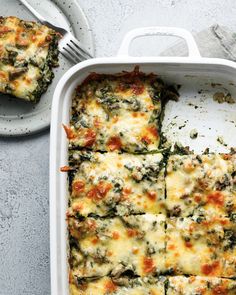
[19,0,47,23]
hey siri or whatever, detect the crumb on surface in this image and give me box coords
[217,136,227,147]
[213,92,235,104]
[190,129,198,139]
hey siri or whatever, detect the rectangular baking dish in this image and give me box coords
[49,27,236,295]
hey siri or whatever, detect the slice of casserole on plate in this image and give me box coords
[0,16,59,102]
[69,276,165,295]
[64,68,178,152]
[68,214,166,279]
[67,150,166,217]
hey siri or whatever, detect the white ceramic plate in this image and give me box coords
[0,0,94,136]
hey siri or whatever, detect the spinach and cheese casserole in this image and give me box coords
[167,276,236,295]
[64,67,178,153]
[0,16,59,102]
[69,276,166,295]
[68,214,166,278]
[62,68,236,294]
[166,215,236,277]
[166,153,236,218]
[68,150,165,217]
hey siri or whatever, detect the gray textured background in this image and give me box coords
[1,0,236,294]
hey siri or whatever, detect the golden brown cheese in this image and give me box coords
[66,69,168,152]
[166,216,236,277]
[167,276,236,295]
[166,154,236,217]
[68,151,165,216]
[0,16,59,102]
[68,214,166,278]
[69,276,165,295]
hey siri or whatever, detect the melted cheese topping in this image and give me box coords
[166,216,236,277]
[166,154,236,217]
[68,72,164,152]
[69,151,165,216]
[69,276,165,295]
[66,68,236,290]
[0,16,58,101]
[69,214,166,278]
[167,276,236,295]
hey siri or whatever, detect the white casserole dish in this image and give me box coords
[49,27,236,295]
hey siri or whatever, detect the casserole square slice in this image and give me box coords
[68,214,166,278]
[69,276,165,295]
[65,69,173,152]
[165,153,236,218]
[0,16,59,102]
[165,215,236,278]
[167,276,236,295]
[68,150,166,217]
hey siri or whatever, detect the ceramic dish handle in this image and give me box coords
[118,26,201,58]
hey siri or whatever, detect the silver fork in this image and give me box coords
[19,0,93,64]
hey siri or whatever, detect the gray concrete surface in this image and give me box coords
[1,0,236,294]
